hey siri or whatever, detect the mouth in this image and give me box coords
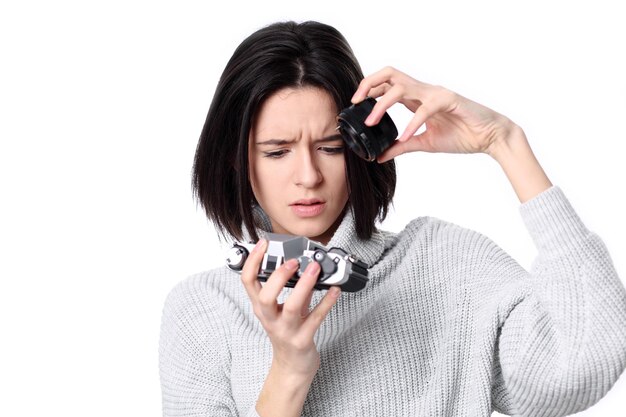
[290,198,325,206]
[289,199,326,217]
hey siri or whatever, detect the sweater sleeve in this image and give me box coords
[490,186,626,416]
[159,275,260,417]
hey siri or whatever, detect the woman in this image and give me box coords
[159,20,626,417]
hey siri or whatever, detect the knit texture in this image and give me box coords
[159,186,626,416]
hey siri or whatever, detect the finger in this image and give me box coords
[240,239,267,303]
[351,83,391,104]
[352,66,425,104]
[393,83,458,135]
[282,261,321,320]
[396,88,457,142]
[375,99,447,163]
[397,106,431,142]
[363,84,406,126]
[300,289,314,317]
[351,66,400,103]
[301,286,341,334]
[376,133,434,163]
[376,140,410,163]
[257,258,300,320]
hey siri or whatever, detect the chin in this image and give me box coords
[269,206,347,241]
[287,213,345,243]
[288,223,330,239]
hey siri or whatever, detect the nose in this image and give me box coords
[293,148,323,188]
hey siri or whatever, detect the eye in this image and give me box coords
[318,146,344,155]
[262,149,289,159]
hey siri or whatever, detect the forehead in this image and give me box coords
[252,87,338,135]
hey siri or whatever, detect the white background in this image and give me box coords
[1,1,624,416]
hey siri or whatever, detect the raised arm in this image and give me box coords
[352,66,551,205]
[353,66,626,415]
[487,186,626,415]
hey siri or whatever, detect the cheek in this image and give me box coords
[248,159,258,195]
[250,158,283,197]
[324,158,348,197]
[248,157,266,200]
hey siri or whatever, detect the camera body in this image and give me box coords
[225,233,369,292]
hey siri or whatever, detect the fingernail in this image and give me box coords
[365,115,375,125]
[285,258,299,269]
[307,261,320,274]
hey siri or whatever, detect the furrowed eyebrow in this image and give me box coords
[255,138,293,146]
[256,134,343,146]
[314,134,343,144]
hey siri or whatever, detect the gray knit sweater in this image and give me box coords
[159,186,626,416]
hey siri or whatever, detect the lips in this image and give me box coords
[290,198,325,206]
[290,198,326,218]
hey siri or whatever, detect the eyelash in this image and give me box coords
[262,147,344,159]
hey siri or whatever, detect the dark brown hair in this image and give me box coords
[192,20,396,241]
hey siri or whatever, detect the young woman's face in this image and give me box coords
[248,87,349,245]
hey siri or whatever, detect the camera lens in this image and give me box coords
[337,97,398,161]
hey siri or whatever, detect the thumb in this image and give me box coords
[377,132,432,163]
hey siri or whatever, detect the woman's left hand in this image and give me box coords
[351,66,522,163]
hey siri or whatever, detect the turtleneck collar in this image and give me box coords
[243,205,386,268]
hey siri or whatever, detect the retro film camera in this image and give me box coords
[337,97,398,161]
[225,233,369,292]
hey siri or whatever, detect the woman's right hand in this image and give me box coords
[240,238,342,377]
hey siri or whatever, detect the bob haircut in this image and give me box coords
[192,20,396,242]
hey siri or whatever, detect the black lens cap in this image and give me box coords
[337,97,398,161]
